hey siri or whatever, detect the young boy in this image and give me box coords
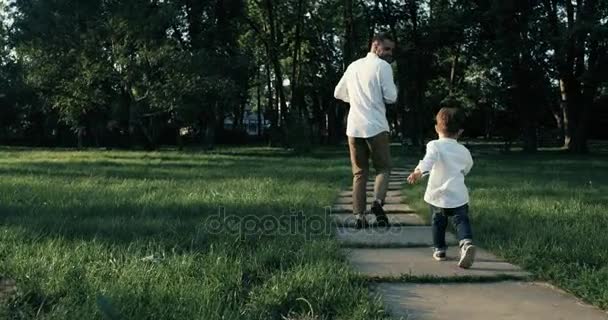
[407,107,476,268]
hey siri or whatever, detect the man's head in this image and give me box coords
[435,107,465,138]
[370,33,395,63]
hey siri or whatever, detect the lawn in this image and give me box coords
[3,143,607,318]
[403,147,608,310]
[0,146,394,320]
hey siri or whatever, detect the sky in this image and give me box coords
[0,0,14,27]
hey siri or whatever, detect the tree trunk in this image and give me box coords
[139,115,160,151]
[448,47,460,97]
[201,102,217,150]
[176,126,184,151]
[542,0,576,150]
[257,66,263,137]
[483,102,493,139]
[265,62,279,147]
[331,0,355,146]
[551,101,564,144]
[311,92,322,144]
[344,0,355,66]
[290,0,304,111]
[327,99,338,145]
[263,0,288,131]
[406,0,425,147]
[126,87,138,148]
[76,126,85,149]
[565,0,597,153]
[559,79,570,147]
[266,63,276,129]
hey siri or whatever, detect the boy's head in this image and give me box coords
[435,107,464,138]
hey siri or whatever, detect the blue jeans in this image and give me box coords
[430,204,473,250]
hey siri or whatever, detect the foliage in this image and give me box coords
[1,0,607,151]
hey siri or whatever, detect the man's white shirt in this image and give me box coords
[415,138,474,208]
[334,52,397,138]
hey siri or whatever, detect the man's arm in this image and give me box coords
[379,62,397,104]
[334,68,350,103]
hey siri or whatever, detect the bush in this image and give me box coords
[216,128,250,145]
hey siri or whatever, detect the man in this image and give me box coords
[334,33,398,229]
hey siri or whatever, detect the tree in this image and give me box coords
[2,0,606,151]
[542,0,606,153]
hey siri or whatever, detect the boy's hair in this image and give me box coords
[435,107,464,136]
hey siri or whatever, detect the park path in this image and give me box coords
[332,167,608,320]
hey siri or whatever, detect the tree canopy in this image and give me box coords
[1,0,607,152]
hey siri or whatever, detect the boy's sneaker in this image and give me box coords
[458,241,476,269]
[355,214,369,229]
[433,249,447,261]
[371,201,390,227]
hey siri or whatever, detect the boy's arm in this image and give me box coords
[408,142,438,184]
[415,142,439,174]
[334,68,350,103]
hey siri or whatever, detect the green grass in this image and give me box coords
[0,146,401,320]
[6,143,607,318]
[403,149,608,310]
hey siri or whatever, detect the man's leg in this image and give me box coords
[367,132,392,226]
[348,136,370,227]
[367,131,392,205]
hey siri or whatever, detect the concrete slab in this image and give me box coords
[344,170,409,181]
[345,247,530,279]
[337,190,402,197]
[336,226,456,247]
[347,184,403,192]
[367,179,406,184]
[363,185,402,191]
[376,282,608,320]
[0,278,16,301]
[331,204,414,214]
[369,174,407,179]
[334,196,405,204]
[346,174,407,179]
[331,214,426,227]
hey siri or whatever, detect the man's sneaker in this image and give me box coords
[458,242,476,269]
[371,201,390,227]
[355,214,369,229]
[433,249,447,261]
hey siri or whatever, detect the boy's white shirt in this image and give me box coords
[333,52,397,138]
[415,138,473,208]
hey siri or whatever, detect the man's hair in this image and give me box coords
[435,107,465,136]
[372,32,394,44]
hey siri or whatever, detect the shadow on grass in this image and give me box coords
[0,146,355,251]
[0,146,401,319]
[0,155,353,182]
[1,201,339,243]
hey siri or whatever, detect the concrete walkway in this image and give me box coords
[0,278,16,302]
[333,168,608,319]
